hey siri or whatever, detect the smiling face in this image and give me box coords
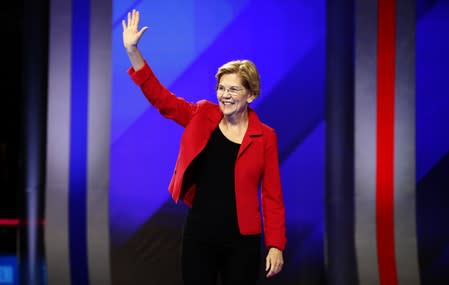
[217,73,255,118]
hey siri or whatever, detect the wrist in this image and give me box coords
[269,246,282,252]
[126,45,138,54]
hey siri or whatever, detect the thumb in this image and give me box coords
[138,26,149,37]
[265,255,270,271]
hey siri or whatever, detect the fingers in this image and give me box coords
[123,10,139,35]
[266,263,278,277]
[132,9,137,26]
[266,262,282,277]
[266,258,273,277]
[125,9,139,28]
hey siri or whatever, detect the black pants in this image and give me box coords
[181,237,261,285]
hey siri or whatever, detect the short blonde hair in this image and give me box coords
[215,60,261,97]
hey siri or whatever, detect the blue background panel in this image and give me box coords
[108,0,449,283]
[110,0,326,283]
[416,1,449,284]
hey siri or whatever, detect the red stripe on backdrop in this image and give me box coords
[376,0,398,285]
[0,219,45,226]
[0,219,19,226]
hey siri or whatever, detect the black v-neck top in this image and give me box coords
[183,127,260,247]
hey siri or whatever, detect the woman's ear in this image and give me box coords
[247,93,256,103]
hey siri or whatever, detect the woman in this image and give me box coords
[122,9,286,285]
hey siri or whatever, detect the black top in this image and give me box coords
[183,127,260,247]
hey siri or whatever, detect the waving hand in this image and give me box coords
[122,9,148,52]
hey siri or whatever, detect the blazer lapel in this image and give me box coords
[206,106,222,127]
[204,105,223,135]
[237,108,263,160]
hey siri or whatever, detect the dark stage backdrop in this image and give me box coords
[41,0,449,284]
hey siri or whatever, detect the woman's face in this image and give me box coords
[217,73,255,118]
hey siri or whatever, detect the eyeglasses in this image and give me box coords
[217,85,245,96]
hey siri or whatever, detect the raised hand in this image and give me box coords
[122,9,148,52]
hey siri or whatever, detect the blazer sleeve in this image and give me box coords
[261,129,287,251]
[128,62,199,127]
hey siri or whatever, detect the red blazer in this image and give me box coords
[129,62,286,250]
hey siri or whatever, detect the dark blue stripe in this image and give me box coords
[326,0,358,284]
[69,0,90,284]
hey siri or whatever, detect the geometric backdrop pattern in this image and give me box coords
[110,0,326,284]
[416,0,449,284]
[43,0,449,284]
